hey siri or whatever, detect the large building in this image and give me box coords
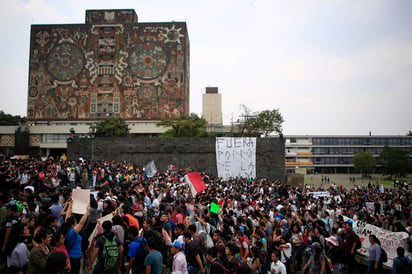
[285,135,412,174]
[0,9,190,157]
[28,9,189,121]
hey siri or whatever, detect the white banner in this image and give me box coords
[307,191,330,198]
[216,137,256,180]
[344,217,410,268]
[364,202,385,215]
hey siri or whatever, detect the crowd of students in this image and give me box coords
[0,157,412,274]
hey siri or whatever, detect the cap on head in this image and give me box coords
[170,240,182,250]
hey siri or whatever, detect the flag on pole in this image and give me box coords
[145,160,157,178]
[210,202,220,214]
[184,172,207,196]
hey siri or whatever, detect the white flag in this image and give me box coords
[145,160,157,178]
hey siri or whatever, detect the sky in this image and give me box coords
[1,0,411,135]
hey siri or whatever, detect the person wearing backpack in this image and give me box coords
[367,235,383,274]
[126,226,148,274]
[207,246,230,274]
[225,243,242,274]
[183,230,206,274]
[391,247,412,274]
[237,231,251,262]
[88,220,123,274]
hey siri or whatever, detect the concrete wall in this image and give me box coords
[67,137,285,182]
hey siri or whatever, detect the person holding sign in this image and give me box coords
[62,202,90,274]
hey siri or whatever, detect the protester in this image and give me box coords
[325,236,344,274]
[391,247,412,274]
[144,237,163,274]
[171,240,188,274]
[88,220,122,274]
[27,228,51,274]
[270,250,287,274]
[367,235,382,274]
[303,242,325,274]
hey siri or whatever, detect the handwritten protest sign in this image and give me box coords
[72,188,90,215]
[344,216,410,269]
[216,137,256,180]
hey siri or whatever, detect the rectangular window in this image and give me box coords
[43,134,68,143]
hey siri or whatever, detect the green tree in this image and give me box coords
[157,113,212,137]
[247,109,284,137]
[94,117,129,137]
[379,146,409,177]
[352,151,376,177]
[0,111,26,125]
[237,106,284,137]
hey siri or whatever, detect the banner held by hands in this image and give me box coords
[145,160,157,178]
[210,202,220,214]
[184,172,207,196]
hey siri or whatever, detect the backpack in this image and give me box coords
[234,255,244,267]
[213,261,231,274]
[199,230,214,249]
[399,257,412,273]
[380,247,387,263]
[101,235,120,271]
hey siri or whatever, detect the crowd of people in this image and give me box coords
[0,157,412,274]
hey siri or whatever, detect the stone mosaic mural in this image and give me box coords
[28,9,189,121]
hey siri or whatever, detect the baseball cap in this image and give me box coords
[170,240,182,250]
[133,203,140,211]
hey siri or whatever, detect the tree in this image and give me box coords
[0,111,26,125]
[237,106,284,137]
[157,113,213,137]
[94,117,129,137]
[379,146,409,177]
[352,151,376,177]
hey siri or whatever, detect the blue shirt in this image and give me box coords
[66,228,83,259]
[49,203,64,226]
[128,237,147,264]
[391,256,412,274]
[144,250,163,274]
[368,244,381,261]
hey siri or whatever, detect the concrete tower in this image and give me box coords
[202,87,222,126]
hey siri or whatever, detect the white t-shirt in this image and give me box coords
[280,243,292,263]
[271,260,287,274]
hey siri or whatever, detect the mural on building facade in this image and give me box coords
[28,9,189,120]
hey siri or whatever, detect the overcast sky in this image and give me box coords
[1,0,411,135]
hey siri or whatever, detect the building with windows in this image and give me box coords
[285,135,412,174]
